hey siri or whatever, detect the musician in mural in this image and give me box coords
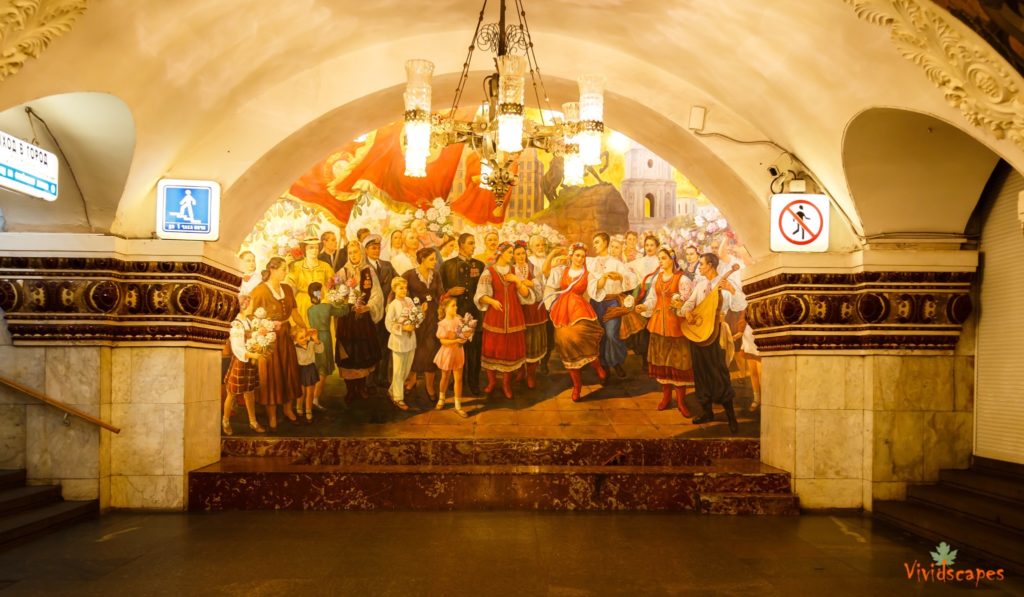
[474,242,533,399]
[512,240,547,389]
[543,243,608,402]
[335,240,384,403]
[634,247,694,415]
[684,253,740,433]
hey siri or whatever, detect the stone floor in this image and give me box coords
[224,355,760,439]
[0,511,1021,595]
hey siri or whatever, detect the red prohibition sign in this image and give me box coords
[778,200,824,246]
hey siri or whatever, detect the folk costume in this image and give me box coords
[514,243,547,388]
[683,270,739,432]
[638,258,696,415]
[587,254,638,374]
[334,255,384,401]
[474,243,534,398]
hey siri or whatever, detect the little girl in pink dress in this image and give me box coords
[434,298,469,418]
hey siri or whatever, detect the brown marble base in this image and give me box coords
[220,437,760,467]
[698,492,800,515]
[188,456,794,512]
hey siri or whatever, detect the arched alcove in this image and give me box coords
[0,92,135,234]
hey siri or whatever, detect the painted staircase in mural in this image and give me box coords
[188,438,797,514]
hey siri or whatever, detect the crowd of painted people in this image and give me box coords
[221,221,761,435]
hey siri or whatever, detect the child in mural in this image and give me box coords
[634,247,695,416]
[512,240,546,388]
[293,328,323,424]
[384,277,416,411]
[305,282,350,411]
[543,243,608,402]
[474,242,533,399]
[433,297,469,417]
[222,295,266,435]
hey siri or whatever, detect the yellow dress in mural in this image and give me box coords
[287,259,335,327]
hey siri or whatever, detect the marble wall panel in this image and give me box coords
[184,349,220,404]
[923,411,972,477]
[120,348,184,404]
[0,346,45,405]
[110,403,184,477]
[44,347,106,407]
[184,399,219,473]
[870,356,955,412]
[793,479,862,509]
[796,356,850,410]
[953,356,974,413]
[0,405,25,469]
[56,478,99,501]
[812,410,863,480]
[761,356,796,409]
[25,404,100,481]
[759,405,794,473]
[110,475,183,510]
[794,409,815,479]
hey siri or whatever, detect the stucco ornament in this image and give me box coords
[0,0,87,81]
[847,0,1024,148]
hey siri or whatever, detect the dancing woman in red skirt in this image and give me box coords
[473,242,534,399]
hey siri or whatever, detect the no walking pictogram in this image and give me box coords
[770,193,830,252]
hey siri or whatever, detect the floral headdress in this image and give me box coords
[513,240,528,251]
[494,241,515,263]
[569,242,588,255]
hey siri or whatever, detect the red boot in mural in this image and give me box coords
[502,372,514,399]
[484,369,497,395]
[674,386,692,418]
[592,360,608,384]
[569,369,583,402]
[657,384,672,411]
[525,362,537,389]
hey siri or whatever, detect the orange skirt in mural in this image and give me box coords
[553,316,604,370]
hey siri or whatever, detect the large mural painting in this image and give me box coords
[223,115,762,440]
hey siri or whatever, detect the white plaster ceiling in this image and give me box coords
[0,0,1018,257]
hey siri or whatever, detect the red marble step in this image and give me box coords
[188,456,793,512]
[698,492,800,515]
[221,437,760,467]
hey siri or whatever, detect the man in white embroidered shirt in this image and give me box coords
[683,253,739,433]
[588,231,638,378]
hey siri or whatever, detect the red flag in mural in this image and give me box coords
[450,152,512,225]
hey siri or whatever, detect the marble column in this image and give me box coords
[748,249,976,510]
[0,233,239,510]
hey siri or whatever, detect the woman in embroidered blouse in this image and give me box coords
[222,295,265,435]
[402,247,448,402]
[335,240,384,403]
[512,240,546,389]
[287,240,336,328]
[474,242,533,399]
[542,243,607,402]
[634,247,695,416]
[250,257,309,429]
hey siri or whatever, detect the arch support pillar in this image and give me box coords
[0,234,239,510]
[746,249,977,510]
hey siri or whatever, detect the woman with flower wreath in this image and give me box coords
[634,247,695,416]
[250,256,309,429]
[334,240,384,403]
[402,247,449,402]
[512,240,546,389]
[542,242,608,402]
[475,242,534,399]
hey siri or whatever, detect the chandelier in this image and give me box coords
[402,0,605,210]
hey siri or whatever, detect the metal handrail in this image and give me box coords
[0,375,121,434]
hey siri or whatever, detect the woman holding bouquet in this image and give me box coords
[222,295,266,435]
[634,247,695,416]
[512,241,547,389]
[474,242,533,399]
[335,240,384,402]
[542,243,608,402]
[250,257,309,428]
[402,248,448,403]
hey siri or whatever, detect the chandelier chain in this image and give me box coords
[514,0,552,124]
[450,0,490,116]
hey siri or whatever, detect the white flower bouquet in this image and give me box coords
[245,307,278,356]
[456,312,477,340]
[400,302,426,328]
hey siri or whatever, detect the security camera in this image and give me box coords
[767,166,781,177]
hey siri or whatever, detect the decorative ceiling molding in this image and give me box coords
[846,0,1024,150]
[0,0,87,82]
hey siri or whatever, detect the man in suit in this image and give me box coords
[318,230,348,271]
[364,234,397,392]
[440,233,484,395]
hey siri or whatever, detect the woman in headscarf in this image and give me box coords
[542,242,607,402]
[474,241,533,399]
[512,240,546,389]
[334,240,384,402]
[402,247,449,402]
[634,247,695,416]
[250,257,309,428]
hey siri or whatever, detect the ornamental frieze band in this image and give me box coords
[744,271,974,352]
[0,257,240,346]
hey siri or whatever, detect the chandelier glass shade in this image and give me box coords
[401,0,605,207]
